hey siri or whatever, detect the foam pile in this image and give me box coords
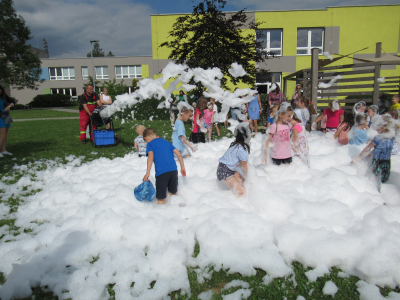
[0,132,399,299]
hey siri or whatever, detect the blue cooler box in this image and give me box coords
[93,129,115,147]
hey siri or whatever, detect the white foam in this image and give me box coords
[322,281,338,296]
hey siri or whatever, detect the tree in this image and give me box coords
[87,42,105,57]
[160,0,270,92]
[0,0,43,90]
[100,79,127,99]
[106,51,115,57]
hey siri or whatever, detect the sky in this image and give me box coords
[14,0,399,59]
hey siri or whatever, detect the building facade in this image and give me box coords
[151,4,400,95]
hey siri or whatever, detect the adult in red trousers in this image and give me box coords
[79,84,102,144]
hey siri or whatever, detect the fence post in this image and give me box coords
[311,48,319,124]
[373,42,382,106]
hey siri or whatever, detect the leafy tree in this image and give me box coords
[131,79,140,92]
[0,0,43,90]
[83,76,101,92]
[100,79,128,99]
[160,0,270,92]
[106,51,115,57]
[87,42,105,57]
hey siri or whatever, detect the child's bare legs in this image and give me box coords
[253,120,258,133]
[214,123,220,136]
[170,112,175,126]
[207,127,212,142]
[224,173,245,197]
[158,192,177,204]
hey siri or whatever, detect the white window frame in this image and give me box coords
[256,73,282,93]
[82,67,88,80]
[51,88,77,96]
[96,66,109,79]
[49,67,75,80]
[257,29,283,56]
[115,65,142,79]
[296,28,324,55]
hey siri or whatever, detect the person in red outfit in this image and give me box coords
[79,84,102,144]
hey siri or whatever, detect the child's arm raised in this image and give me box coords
[334,127,342,139]
[173,149,187,177]
[144,151,154,181]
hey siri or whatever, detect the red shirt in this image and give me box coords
[323,108,343,128]
[193,108,202,133]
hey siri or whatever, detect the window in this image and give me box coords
[96,66,108,79]
[256,72,282,94]
[257,29,282,56]
[51,88,77,97]
[49,67,75,80]
[297,28,324,55]
[115,65,142,79]
[82,67,88,80]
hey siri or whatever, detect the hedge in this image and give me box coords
[29,94,74,108]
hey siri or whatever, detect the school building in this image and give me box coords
[7,4,400,104]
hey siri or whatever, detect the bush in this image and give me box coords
[13,104,26,110]
[115,96,171,121]
[29,94,73,108]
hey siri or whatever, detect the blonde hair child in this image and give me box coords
[173,107,197,158]
[134,125,147,157]
[264,103,294,165]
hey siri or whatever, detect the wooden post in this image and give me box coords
[303,71,308,97]
[311,48,319,111]
[283,78,287,98]
[373,42,381,106]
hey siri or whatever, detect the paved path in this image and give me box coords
[33,107,79,113]
[14,117,79,122]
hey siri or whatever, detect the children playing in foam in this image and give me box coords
[0,62,400,300]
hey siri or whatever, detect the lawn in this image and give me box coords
[0,115,399,300]
[10,109,78,119]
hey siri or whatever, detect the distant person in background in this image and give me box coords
[79,84,102,144]
[190,96,207,143]
[134,125,147,157]
[100,87,112,129]
[313,100,343,133]
[247,92,262,133]
[210,98,220,137]
[170,90,188,126]
[0,85,14,157]
[391,95,400,111]
[265,84,286,126]
[291,84,302,108]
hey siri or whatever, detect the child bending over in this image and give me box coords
[217,123,251,197]
[353,114,400,190]
[265,103,293,165]
[134,125,147,157]
[143,128,186,204]
[173,107,197,158]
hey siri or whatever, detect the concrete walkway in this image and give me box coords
[33,107,79,113]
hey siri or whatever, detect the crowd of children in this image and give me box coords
[133,91,400,203]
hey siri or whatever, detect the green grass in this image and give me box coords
[1,115,398,300]
[10,109,78,119]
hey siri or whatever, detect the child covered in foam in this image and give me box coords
[313,99,343,133]
[173,107,197,158]
[348,113,370,146]
[217,123,251,197]
[265,103,293,165]
[353,114,400,190]
[290,112,310,167]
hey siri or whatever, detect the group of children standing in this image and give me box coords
[134,93,400,203]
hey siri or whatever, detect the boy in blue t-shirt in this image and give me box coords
[173,107,196,158]
[143,128,186,204]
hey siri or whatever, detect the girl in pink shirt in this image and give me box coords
[290,112,310,167]
[265,103,293,165]
[203,102,214,142]
[313,100,343,132]
[334,109,354,145]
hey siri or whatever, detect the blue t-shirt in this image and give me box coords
[219,144,249,171]
[173,120,186,153]
[372,136,394,160]
[267,116,274,125]
[349,129,369,146]
[146,138,177,177]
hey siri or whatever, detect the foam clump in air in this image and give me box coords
[323,51,334,60]
[318,75,343,89]
[228,62,247,77]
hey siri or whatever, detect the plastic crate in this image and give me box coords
[93,129,115,147]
